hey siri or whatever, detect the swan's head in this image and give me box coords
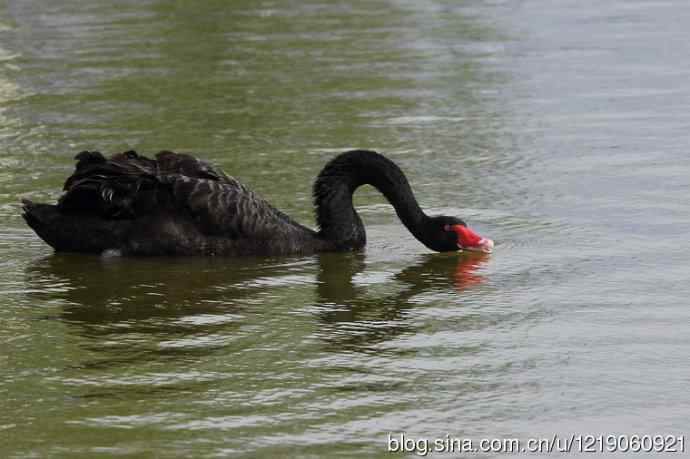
[427,216,494,253]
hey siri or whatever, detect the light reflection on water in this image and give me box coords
[1,0,690,457]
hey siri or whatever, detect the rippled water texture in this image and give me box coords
[1,1,689,457]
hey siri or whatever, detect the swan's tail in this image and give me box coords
[22,199,131,253]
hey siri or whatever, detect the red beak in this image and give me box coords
[450,224,494,253]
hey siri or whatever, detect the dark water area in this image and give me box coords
[1,1,689,457]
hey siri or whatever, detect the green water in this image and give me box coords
[1,1,689,457]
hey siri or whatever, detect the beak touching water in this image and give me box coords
[450,224,494,253]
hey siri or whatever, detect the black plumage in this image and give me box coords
[22,149,473,256]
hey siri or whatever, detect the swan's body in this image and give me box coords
[22,150,492,256]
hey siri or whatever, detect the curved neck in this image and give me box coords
[313,150,430,250]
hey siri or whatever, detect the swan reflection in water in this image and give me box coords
[314,252,489,350]
[25,251,489,354]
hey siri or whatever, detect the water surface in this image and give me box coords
[1,1,689,457]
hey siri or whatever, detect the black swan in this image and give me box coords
[22,149,493,256]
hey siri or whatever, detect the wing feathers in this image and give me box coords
[59,150,305,242]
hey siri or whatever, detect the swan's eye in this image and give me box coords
[443,224,451,232]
